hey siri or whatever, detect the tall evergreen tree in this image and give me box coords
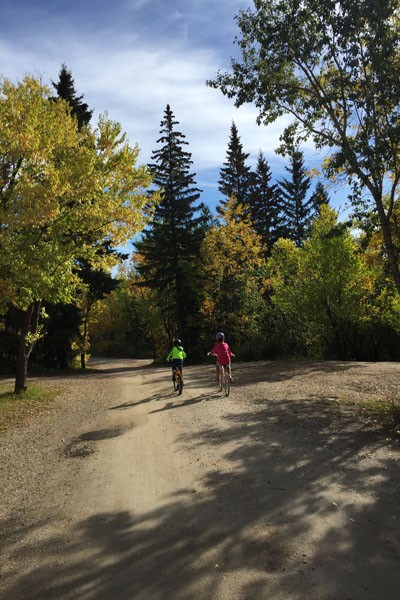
[277,149,313,246]
[310,181,330,215]
[52,64,92,128]
[248,151,284,253]
[136,104,209,353]
[218,121,252,214]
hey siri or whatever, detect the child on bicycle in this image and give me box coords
[166,339,186,382]
[207,332,235,382]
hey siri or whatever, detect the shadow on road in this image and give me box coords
[2,360,399,599]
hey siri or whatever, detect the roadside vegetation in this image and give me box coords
[0,384,59,433]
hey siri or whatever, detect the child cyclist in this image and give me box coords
[166,339,187,382]
[207,332,235,382]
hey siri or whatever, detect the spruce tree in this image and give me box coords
[277,149,313,246]
[52,64,92,128]
[136,104,208,352]
[248,151,284,253]
[310,181,330,215]
[218,121,252,214]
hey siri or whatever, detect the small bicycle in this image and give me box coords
[172,366,183,395]
[218,363,231,396]
[209,354,231,397]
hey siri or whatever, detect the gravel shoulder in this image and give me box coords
[1,358,399,599]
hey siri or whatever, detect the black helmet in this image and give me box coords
[173,339,182,346]
[216,331,224,341]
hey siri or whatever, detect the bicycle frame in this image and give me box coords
[208,353,231,396]
[218,364,230,396]
[173,366,183,395]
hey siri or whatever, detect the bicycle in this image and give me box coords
[172,366,183,395]
[219,363,231,396]
[209,354,231,397]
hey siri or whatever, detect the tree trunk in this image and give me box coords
[81,308,90,369]
[373,192,400,295]
[14,301,41,394]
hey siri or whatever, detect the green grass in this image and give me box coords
[0,384,59,433]
[365,400,400,429]
[357,397,400,436]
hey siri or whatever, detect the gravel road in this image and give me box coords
[1,357,400,599]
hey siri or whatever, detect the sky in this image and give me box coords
[0,0,348,215]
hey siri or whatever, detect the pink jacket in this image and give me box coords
[209,341,234,365]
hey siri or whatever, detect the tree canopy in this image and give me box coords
[208,0,400,292]
[0,75,157,390]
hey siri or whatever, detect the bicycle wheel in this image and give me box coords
[177,373,183,395]
[225,373,230,397]
[173,370,179,391]
[218,367,223,392]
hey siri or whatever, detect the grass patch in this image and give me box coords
[351,396,400,438]
[0,384,60,434]
[362,399,400,431]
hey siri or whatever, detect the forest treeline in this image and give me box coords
[89,104,400,365]
[2,1,400,392]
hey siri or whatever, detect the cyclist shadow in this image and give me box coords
[149,391,222,414]
[109,391,177,411]
[110,386,222,412]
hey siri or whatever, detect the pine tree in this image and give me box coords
[277,149,313,246]
[136,105,209,352]
[52,64,92,128]
[310,181,330,215]
[218,121,252,214]
[248,151,284,253]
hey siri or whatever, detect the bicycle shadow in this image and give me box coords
[109,391,178,410]
[149,391,222,413]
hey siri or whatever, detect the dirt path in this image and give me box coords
[1,358,400,599]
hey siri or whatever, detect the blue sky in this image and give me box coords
[1,0,348,214]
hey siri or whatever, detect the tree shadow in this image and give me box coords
[2,386,400,599]
[230,359,367,387]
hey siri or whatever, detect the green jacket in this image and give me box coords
[166,345,186,361]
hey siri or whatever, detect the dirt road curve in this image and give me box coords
[1,358,400,599]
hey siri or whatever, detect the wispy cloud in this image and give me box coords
[1,0,344,208]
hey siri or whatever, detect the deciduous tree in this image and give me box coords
[200,197,267,354]
[268,205,398,359]
[209,0,400,293]
[0,76,157,391]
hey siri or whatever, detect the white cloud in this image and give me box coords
[1,0,347,210]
